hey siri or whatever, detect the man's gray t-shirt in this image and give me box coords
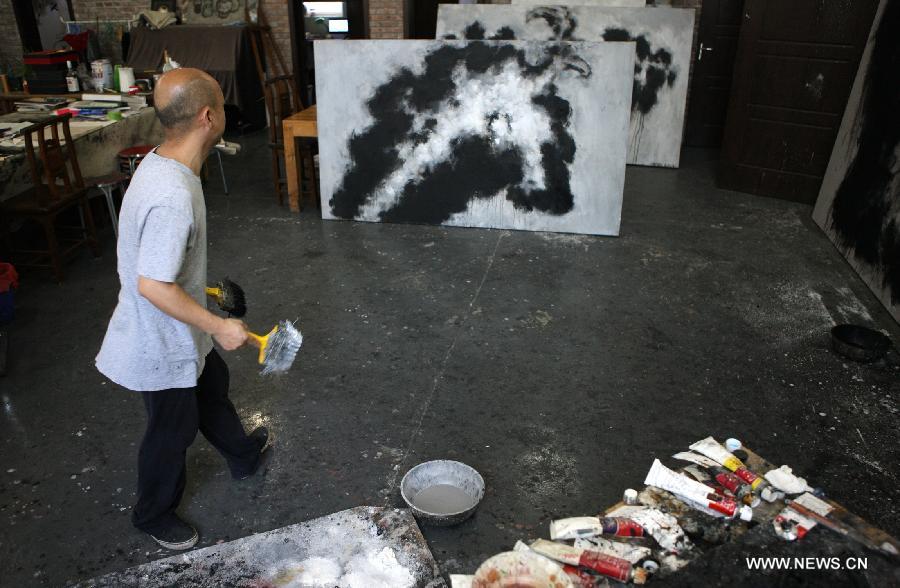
[96,150,213,391]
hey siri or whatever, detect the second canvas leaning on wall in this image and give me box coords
[315,40,634,236]
[437,5,695,168]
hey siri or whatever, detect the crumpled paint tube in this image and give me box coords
[773,492,833,541]
[644,459,750,520]
[530,539,648,584]
[672,451,721,469]
[574,537,653,565]
[550,516,645,540]
[765,465,814,495]
[689,437,769,493]
[628,508,692,554]
[513,541,600,588]
[685,461,759,506]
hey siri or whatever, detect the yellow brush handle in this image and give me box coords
[247,325,278,364]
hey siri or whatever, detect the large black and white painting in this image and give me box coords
[315,40,634,235]
[813,0,899,324]
[513,0,646,6]
[436,5,694,168]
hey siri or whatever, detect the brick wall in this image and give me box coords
[369,0,405,39]
[0,0,25,71]
[259,0,292,74]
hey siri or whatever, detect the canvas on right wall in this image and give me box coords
[812,0,899,324]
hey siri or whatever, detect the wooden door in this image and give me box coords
[683,0,744,147]
[718,0,878,203]
[408,0,443,40]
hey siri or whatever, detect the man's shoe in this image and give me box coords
[234,427,273,480]
[251,426,272,454]
[147,515,198,551]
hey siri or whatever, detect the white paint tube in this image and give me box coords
[689,437,769,493]
[574,537,652,564]
[606,504,649,519]
[628,508,692,554]
[644,459,744,519]
[672,451,721,469]
[530,539,648,584]
[513,541,598,588]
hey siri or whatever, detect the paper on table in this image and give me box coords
[0,119,113,149]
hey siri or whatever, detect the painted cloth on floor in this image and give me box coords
[96,150,213,391]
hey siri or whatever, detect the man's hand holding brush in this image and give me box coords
[138,276,249,351]
[213,318,249,351]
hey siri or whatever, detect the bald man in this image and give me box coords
[96,69,270,551]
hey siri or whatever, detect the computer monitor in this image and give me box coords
[328,19,349,33]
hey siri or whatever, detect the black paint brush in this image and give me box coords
[206,278,246,317]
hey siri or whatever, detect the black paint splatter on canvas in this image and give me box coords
[601,28,676,115]
[526,6,578,40]
[829,1,900,304]
[448,8,678,118]
[329,42,592,224]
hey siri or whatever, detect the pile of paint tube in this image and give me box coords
[451,436,831,587]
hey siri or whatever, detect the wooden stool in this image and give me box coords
[117,144,154,177]
[85,172,130,238]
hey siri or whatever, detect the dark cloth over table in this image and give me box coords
[127,25,261,113]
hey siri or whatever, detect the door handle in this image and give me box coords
[698,42,714,61]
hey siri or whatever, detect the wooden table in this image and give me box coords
[282,104,318,213]
[1,108,163,202]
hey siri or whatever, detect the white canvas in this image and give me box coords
[437,5,694,168]
[812,0,899,324]
[315,39,634,235]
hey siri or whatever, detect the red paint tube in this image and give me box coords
[716,472,751,498]
[706,494,739,517]
[562,565,600,588]
[550,516,644,540]
[531,540,648,584]
[733,466,767,491]
[599,517,645,537]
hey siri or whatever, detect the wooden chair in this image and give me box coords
[0,114,100,282]
[264,75,318,207]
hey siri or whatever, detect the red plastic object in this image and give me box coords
[118,145,155,158]
[23,50,80,66]
[0,263,18,293]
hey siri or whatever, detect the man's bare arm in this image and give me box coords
[138,276,248,351]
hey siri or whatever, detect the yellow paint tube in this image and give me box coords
[689,437,769,492]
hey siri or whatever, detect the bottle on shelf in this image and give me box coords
[66,61,81,93]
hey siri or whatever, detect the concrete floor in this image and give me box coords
[1,131,898,586]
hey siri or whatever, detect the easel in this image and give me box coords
[247,0,290,84]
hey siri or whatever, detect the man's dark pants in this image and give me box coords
[131,349,259,532]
